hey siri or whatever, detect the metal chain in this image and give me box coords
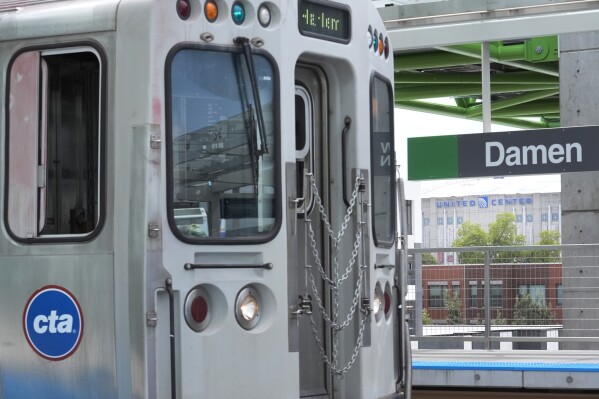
[306,261,367,331]
[303,173,369,378]
[308,306,370,376]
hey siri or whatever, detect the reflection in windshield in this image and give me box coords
[169,49,276,239]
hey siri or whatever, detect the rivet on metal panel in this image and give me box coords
[148,223,160,238]
[146,311,158,327]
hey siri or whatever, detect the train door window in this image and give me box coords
[294,86,314,214]
[6,47,103,241]
[167,48,278,242]
[370,74,395,247]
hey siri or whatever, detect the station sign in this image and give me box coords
[408,126,599,180]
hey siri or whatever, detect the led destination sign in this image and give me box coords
[408,126,599,180]
[298,0,351,44]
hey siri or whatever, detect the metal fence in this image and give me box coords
[406,244,599,350]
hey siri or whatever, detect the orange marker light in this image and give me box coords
[205,0,218,22]
[378,33,384,55]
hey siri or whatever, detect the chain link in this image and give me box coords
[303,173,369,378]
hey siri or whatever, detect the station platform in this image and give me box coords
[412,350,599,391]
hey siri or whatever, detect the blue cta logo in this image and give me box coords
[23,286,83,361]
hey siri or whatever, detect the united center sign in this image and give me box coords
[408,126,599,180]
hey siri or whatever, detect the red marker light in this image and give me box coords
[191,296,209,324]
[176,0,191,20]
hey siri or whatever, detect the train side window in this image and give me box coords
[370,74,396,247]
[6,48,103,241]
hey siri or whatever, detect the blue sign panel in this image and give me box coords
[23,286,84,361]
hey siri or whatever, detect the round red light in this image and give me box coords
[191,296,209,324]
[384,291,391,315]
[177,0,191,20]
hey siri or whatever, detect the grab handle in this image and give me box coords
[341,116,351,207]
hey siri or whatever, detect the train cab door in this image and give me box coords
[290,64,332,398]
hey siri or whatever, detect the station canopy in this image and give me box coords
[376,0,599,130]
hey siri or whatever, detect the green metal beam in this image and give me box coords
[394,71,558,85]
[493,99,559,117]
[394,51,478,71]
[435,46,559,77]
[395,83,558,101]
[395,100,554,129]
[464,89,559,117]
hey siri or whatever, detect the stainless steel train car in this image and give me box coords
[0,0,409,397]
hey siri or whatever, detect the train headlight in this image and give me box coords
[367,26,373,49]
[205,0,218,22]
[235,286,261,330]
[384,282,392,319]
[231,1,246,25]
[258,4,271,27]
[184,286,212,332]
[374,282,384,322]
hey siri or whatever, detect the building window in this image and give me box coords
[526,214,533,222]
[457,217,464,225]
[447,217,454,225]
[423,217,430,226]
[6,47,104,241]
[452,283,460,300]
[541,213,548,222]
[469,282,478,308]
[556,284,563,307]
[437,217,444,226]
[428,282,447,308]
[551,213,559,222]
[519,284,546,306]
[516,215,523,222]
[490,282,503,307]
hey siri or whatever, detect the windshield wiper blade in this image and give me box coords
[234,36,269,155]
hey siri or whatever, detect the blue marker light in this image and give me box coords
[232,2,245,25]
[373,29,378,51]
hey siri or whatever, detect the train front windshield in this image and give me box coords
[167,48,277,240]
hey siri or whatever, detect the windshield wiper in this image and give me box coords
[234,37,269,156]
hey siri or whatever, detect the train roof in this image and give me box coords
[0,0,120,41]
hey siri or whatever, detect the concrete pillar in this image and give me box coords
[559,32,599,349]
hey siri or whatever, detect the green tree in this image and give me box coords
[488,212,526,246]
[422,308,432,325]
[453,212,529,263]
[452,221,488,263]
[512,293,556,325]
[492,311,507,325]
[444,290,463,325]
[421,252,438,265]
[488,212,526,262]
[530,230,561,262]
